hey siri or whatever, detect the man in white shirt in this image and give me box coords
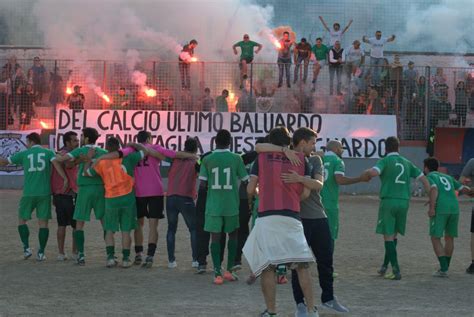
[328,41,345,96]
[344,40,364,85]
[363,31,396,86]
[319,16,353,47]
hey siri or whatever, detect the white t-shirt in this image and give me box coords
[345,46,364,63]
[368,37,389,58]
[329,30,343,46]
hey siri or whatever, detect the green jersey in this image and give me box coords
[9,145,56,197]
[234,41,260,59]
[88,151,144,178]
[427,171,462,214]
[374,152,423,200]
[321,152,345,210]
[68,145,108,186]
[312,44,329,61]
[199,149,249,216]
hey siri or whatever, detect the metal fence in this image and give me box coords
[0,57,473,140]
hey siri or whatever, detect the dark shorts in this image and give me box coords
[240,57,253,65]
[136,196,165,219]
[53,194,76,228]
[471,208,474,233]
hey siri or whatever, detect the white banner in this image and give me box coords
[0,129,42,175]
[55,109,397,158]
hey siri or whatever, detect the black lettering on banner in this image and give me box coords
[131,111,144,130]
[167,112,177,132]
[243,136,255,152]
[148,111,160,131]
[212,112,223,132]
[210,136,216,151]
[165,135,179,150]
[341,138,352,157]
[310,114,322,133]
[275,114,285,127]
[192,136,204,154]
[58,110,70,130]
[177,112,186,132]
[230,113,241,133]
[378,139,386,158]
[364,139,377,157]
[72,110,85,130]
[286,114,296,132]
[232,136,243,153]
[253,113,263,133]
[184,112,194,132]
[242,114,254,133]
[122,112,132,131]
[110,111,124,131]
[352,138,363,158]
[263,113,273,133]
[297,114,309,130]
[199,112,212,132]
[97,111,110,130]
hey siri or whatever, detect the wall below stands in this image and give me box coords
[0,144,428,194]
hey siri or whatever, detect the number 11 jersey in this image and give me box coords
[373,152,423,200]
[199,149,249,216]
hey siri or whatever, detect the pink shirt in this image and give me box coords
[51,148,78,195]
[167,158,198,198]
[123,144,176,197]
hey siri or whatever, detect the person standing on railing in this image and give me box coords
[233,34,262,89]
[178,39,198,90]
[293,38,312,84]
[319,16,353,47]
[362,31,396,87]
[344,40,364,86]
[328,41,345,96]
[311,38,329,92]
[277,31,294,89]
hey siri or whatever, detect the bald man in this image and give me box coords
[321,140,368,251]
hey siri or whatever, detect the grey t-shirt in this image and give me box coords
[461,158,474,181]
[300,155,327,219]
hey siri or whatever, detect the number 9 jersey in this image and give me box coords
[427,171,462,214]
[373,152,423,200]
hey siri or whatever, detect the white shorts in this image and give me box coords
[243,215,315,277]
[315,60,327,67]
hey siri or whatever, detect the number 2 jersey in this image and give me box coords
[373,152,423,200]
[199,149,249,217]
[427,171,462,214]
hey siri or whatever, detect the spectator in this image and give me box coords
[293,38,312,84]
[390,55,404,108]
[430,91,451,130]
[29,56,48,103]
[277,31,294,88]
[344,40,364,84]
[403,61,418,99]
[362,31,396,86]
[236,88,256,112]
[178,39,198,90]
[49,67,64,107]
[233,34,262,89]
[1,55,20,82]
[66,85,85,110]
[311,37,330,92]
[19,84,36,130]
[216,90,229,112]
[201,87,214,112]
[328,41,345,96]
[454,81,468,127]
[11,67,26,115]
[367,88,383,114]
[318,16,353,47]
[160,88,174,111]
[111,87,130,110]
[354,93,367,114]
[432,67,448,99]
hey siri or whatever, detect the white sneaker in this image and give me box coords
[57,253,68,261]
[295,303,308,317]
[23,248,33,260]
[122,259,132,268]
[36,252,46,262]
[106,258,117,268]
[71,252,79,261]
[168,261,177,269]
[191,261,199,268]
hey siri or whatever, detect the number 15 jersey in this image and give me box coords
[199,149,249,216]
[373,152,423,200]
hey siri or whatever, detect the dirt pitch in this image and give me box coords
[0,190,473,317]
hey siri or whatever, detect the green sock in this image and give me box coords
[383,242,390,267]
[122,249,130,261]
[446,256,452,268]
[38,228,49,253]
[18,224,30,250]
[438,256,448,272]
[106,246,115,260]
[210,242,222,276]
[74,230,85,256]
[226,239,238,271]
[386,241,399,273]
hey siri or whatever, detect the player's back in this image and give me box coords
[375,153,422,200]
[168,158,198,198]
[256,152,305,214]
[428,171,461,214]
[94,159,134,198]
[69,146,107,186]
[321,154,344,203]
[13,145,55,196]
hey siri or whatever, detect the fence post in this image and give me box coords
[102,61,107,109]
[249,63,253,98]
[424,66,431,140]
[53,59,58,131]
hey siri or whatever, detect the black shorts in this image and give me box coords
[471,208,474,233]
[136,196,165,219]
[240,57,253,66]
[53,194,76,228]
